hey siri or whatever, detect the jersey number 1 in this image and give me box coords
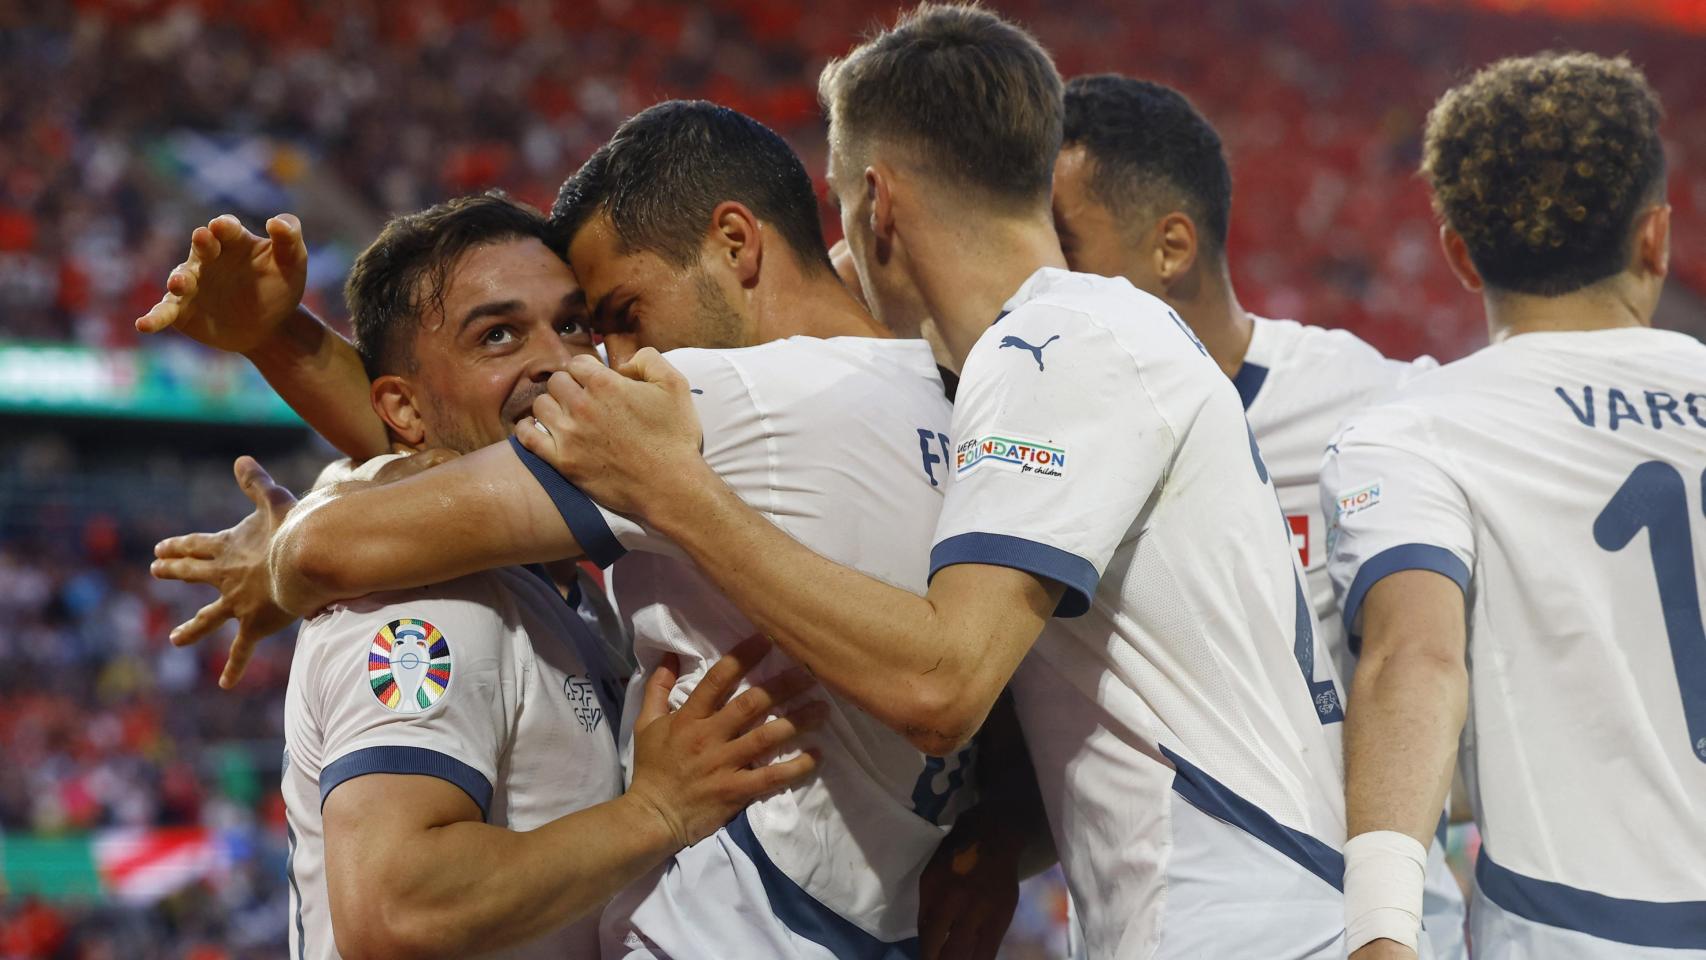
[1593,461,1706,763]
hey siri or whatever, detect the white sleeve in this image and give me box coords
[929,305,1173,617]
[305,579,516,819]
[1320,407,1474,647]
[510,349,762,566]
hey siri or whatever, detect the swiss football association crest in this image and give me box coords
[369,618,452,713]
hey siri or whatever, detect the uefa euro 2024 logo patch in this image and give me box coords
[369,618,452,713]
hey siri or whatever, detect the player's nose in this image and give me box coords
[602,333,640,369]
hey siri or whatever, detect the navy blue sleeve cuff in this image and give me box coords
[1343,543,1470,654]
[929,532,1098,618]
[321,745,494,821]
[508,435,627,568]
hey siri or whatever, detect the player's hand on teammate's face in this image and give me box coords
[135,213,308,354]
[151,456,298,689]
[1350,940,1419,960]
[518,348,705,519]
[624,635,826,849]
[917,806,1024,960]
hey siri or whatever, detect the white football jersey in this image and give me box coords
[1238,316,1438,682]
[1323,327,1706,957]
[282,565,622,960]
[932,268,1348,959]
[513,336,962,956]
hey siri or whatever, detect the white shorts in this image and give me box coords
[599,811,918,960]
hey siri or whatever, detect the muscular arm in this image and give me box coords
[1344,569,1468,846]
[244,306,389,459]
[642,458,1062,756]
[322,639,821,960]
[324,775,673,959]
[270,440,580,614]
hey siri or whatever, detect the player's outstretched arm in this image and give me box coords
[323,636,826,960]
[1343,571,1468,960]
[269,438,584,615]
[519,351,1064,756]
[151,451,455,687]
[136,214,388,459]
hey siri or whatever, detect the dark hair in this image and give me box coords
[819,3,1062,209]
[344,192,551,379]
[1063,74,1232,256]
[551,100,831,274]
[1422,51,1666,296]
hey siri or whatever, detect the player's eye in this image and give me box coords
[482,325,517,346]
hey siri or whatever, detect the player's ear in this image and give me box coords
[1633,203,1670,280]
[1438,225,1484,293]
[709,201,762,289]
[371,375,427,449]
[1155,212,1198,287]
[865,164,897,260]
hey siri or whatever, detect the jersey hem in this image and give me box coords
[724,810,919,960]
[928,532,1096,617]
[1476,848,1706,949]
[320,744,494,821]
[509,435,627,568]
[1161,745,1344,892]
[1342,543,1470,652]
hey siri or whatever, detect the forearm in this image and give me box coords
[361,793,677,958]
[244,306,389,459]
[649,464,1018,754]
[271,441,578,613]
[1344,646,1467,843]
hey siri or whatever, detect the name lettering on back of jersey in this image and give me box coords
[563,675,604,733]
[917,428,952,487]
[997,334,1061,371]
[369,618,453,713]
[1555,386,1706,431]
[956,435,1068,479]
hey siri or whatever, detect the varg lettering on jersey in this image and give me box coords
[956,434,1068,479]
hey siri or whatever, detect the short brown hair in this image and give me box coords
[344,192,551,379]
[819,3,1062,209]
[1422,52,1665,296]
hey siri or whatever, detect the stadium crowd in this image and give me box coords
[2,0,1703,360]
[0,1,1698,958]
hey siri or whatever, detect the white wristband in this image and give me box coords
[1344,830,1427,953]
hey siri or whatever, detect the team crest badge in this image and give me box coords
[369,618,452,713]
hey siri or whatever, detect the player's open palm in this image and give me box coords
[151,456,298,689]
[520,348,704,518]
[135,213,307,354]
[624,635,826,848]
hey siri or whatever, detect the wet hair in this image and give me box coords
[345,192,550,378]
[1421,51,1665,296]
[819,3,1062,210]
[1063,74,1231,256]
[551,100,831,274]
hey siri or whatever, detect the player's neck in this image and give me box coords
[913,216,1068,369]
[1483,276,1654,344]
[1172,264,1252,379]
[754,263,890,343]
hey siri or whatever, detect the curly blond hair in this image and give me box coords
[1421,52,1664,296]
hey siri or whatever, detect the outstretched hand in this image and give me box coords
[625,636,826,848]
[151,456,298,688]
[135,213,308,354]
[517,348,706,520]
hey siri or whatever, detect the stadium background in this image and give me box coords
[0,0,1702,956]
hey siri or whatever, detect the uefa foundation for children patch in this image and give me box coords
[369,618,452,713]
